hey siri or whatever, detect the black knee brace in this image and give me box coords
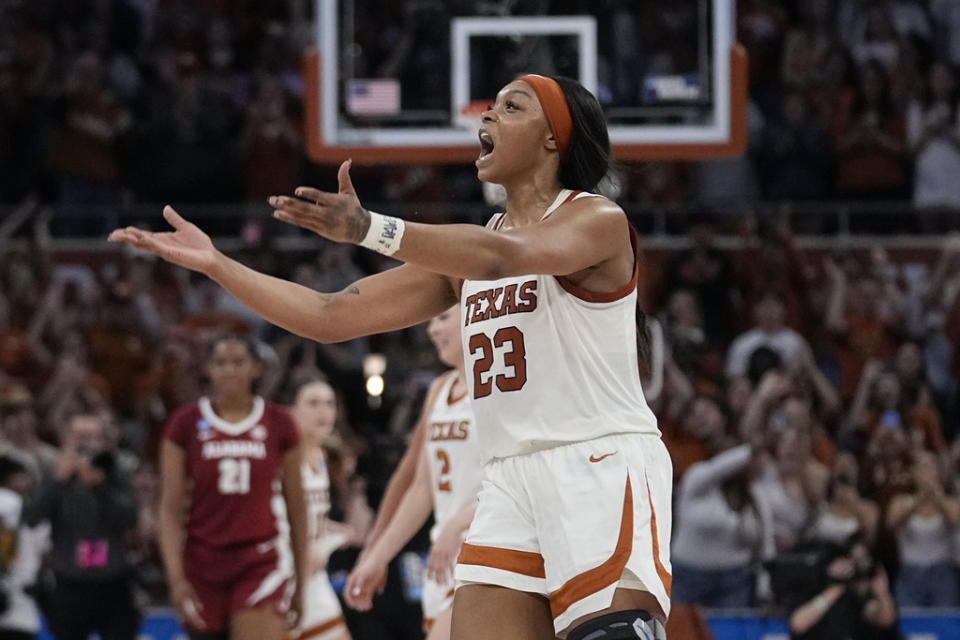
[566,610,667,640]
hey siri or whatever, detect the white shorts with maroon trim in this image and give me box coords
[293,571,346,640]
[454,432,673,635]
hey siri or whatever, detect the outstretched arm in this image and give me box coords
[109,207,457,343]
[271,160,630,282]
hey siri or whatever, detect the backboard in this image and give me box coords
[305,0,746,164]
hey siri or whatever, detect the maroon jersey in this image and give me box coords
[164,397,299,548]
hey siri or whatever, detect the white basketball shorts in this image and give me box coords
[454,432,673,635]
[293,571,346,640]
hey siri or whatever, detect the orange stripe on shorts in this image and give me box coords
[457,543,546,579]
[296,616,346,640]
[549,476,634,619]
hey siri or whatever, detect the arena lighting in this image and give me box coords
[365,375,385,397]
[363,353,387,406]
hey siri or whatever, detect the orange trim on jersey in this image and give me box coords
[554,226,640,303]
[647,482,672,598]
[446,383,467,406]
[296,616,346,640]
[457,543,546,579]
[549,476,633,620]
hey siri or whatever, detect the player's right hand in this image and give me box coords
[108,206,219,275]
[170,577,206,630]
[343,556,388,611]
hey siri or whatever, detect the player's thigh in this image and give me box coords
[229,606,287,640]
[451,584,555,640]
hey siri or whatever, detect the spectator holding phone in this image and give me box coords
[886,450,960,607]
[787,535,899,640]
[29,411,140,640]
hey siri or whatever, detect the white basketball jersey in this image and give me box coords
[301,457,338,560]
[423,370,483,542]
[460,189,659,462]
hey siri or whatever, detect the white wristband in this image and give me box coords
[359,211,405,256]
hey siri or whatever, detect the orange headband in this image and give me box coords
[518,74,573,157]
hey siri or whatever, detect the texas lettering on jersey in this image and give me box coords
[463,280,538,327]
[430,420,470,442]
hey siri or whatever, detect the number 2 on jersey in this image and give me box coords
[469,326,527,399]
[435,449,452,492]
[218,458,251,494]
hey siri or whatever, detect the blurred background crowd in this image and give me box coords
[2,0,960,638]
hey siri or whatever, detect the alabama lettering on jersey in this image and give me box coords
[424,371,483,542]
[461,189,659,461]
[164,397,300,547]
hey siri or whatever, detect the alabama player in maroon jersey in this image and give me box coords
[158,335,308,640]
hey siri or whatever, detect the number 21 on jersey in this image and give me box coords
[218,458,251,494]
[468,326,527,399]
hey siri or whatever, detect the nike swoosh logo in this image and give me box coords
[589,452,617,463]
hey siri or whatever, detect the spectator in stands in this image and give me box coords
[0,453,47,640]
[752,424,829,552]
[887,450,960,607]
[725,292,812,381]
[808,44,858,141]
[920,235,960,430]
[787,535,898,640]
[833,60,907,199]
[50,51,131,236]
[825,253,903,400]
[242,75,301,200]
[0,384,57,484]
[807,452,880,548]
[756,92,831,200]
[888,0,933,42]
[665,213,738,346]
[661,290,714,383]
[845,359,946,456]
[908,61,960,210]
[661,393,720,486]
[849,5,902,70]
[781,0,836,91]
[930,0,960,67]
[672,420,775,608]
[29,411,140,640]
[82,283,157,420]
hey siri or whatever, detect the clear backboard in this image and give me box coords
[305,0,747,164]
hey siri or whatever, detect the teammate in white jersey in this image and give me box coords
[343,306,482,640]
[110,72,671,640]
[290,380,352,640]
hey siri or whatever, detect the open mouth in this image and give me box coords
[478,130,495,159]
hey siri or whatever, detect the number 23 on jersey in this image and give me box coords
[468,326,527,399]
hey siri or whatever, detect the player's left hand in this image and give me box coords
[269,160,371,245]
[343,555,387,611]
[425,524,461,584]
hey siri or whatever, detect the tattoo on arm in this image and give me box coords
[343,206,370,243]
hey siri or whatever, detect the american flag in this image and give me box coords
[346,79,401,116]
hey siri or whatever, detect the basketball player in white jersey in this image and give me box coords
[110,72,671,640]
[290,380,352,640]
[343,306,482,640]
